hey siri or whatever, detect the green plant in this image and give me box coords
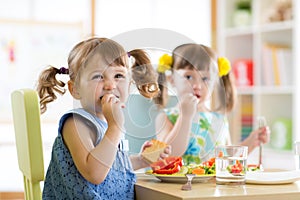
[236,0,251,10]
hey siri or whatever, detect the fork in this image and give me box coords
[257,116,267,171]
[181,174,196,191]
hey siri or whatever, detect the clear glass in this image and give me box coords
[215,145,248,185]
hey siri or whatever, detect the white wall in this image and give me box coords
[0,0,212,191]
[95,0,211,44]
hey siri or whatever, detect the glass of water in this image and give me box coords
[215,145,248,185]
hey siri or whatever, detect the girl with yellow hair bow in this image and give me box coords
[154,43,270,165]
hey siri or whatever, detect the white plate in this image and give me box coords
[152,174,215,183]
[246,170,300,184]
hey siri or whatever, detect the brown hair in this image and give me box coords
[154,43,236,112]
[36,37,159,114]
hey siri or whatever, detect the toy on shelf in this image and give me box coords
[263,0,292,23]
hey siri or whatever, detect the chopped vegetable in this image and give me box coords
[150,156,182,171]
[149,156,216,175]
[192,168,205,175]
[247,164,260,171]
[151,156,183,174]
[154,162,181,174]
[227,160,244,174]
[176,166,188,175]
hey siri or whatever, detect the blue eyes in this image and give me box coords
[202,77,210,82]
[92,75,103,80]
[92,73,125,80]
[185,75,209,83]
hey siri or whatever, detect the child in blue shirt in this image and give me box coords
[36,37,171,199]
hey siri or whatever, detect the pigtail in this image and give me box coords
[221,73,237,112]
[129,49,159,99]
[36,66,68,114]
[154,72,168,108]
[217,57,237,112]
[153,53,173,108]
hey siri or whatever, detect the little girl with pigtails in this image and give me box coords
[36,37,171,199]
[154,43,270,165]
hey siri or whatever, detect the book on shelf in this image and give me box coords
[261,43,292,86]
[240,99,253,142]
[240,115,253,141]
[233,59,253,87]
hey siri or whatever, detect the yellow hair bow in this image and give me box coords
[157,54,172,73]
[218,57,231,77]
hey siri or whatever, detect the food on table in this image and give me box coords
[191,167,205,175]
[147,156,216,175]
[226,160,245,174]
[150,156,183,174]
[141,139,167,163]
[247,164,261,171]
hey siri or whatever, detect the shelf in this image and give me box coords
[224,27,255,37]
[259,20,294,32]
[225,20,294,36]
[236,86,295,95]
[218,0,298,152]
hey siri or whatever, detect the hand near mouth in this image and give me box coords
[180,93,198,117]
[100,94,125,127]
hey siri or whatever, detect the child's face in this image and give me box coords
[171,68,210,104]
[73,53,130,115]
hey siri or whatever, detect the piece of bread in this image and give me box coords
[141,139,167,163]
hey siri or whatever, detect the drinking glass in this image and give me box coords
[215,145,248,185]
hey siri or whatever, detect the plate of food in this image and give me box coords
[145,154,216,183]
[246,170,300,184]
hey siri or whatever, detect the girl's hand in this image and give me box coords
[241,126,271,153]
[158,145,172,160]
[258,126,271,144]
[101,94,125,127]
[180,93,198,117]
[139,140,172,165]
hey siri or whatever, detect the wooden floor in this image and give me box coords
[0,192,24,200]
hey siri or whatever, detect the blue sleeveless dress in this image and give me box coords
[164,107,229,165]
[42,108,136,200]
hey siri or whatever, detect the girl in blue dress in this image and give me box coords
[36,37,170,199]
[154,44,270,165]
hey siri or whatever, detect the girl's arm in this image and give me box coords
[155,94,197,157]
[63,115,121,185]
[239,126,270,153]
[155,111,193,157]
[63,94,125,185]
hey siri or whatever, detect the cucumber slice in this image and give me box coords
[177,166,189,175]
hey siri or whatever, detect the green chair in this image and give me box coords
[11,89,44,200]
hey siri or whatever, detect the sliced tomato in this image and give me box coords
[229,160,243,173]
[218,151,224,157]
[231,167,242,173]
[202,157,215,167]
[208,157,215,166]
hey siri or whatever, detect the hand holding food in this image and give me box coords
[141,139,168,163]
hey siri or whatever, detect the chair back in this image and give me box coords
[11,89,44,200]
